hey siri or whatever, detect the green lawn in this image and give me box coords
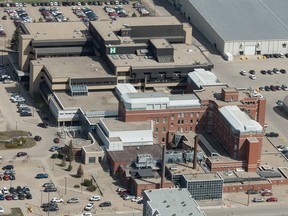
[3,208,23,216]
[0,131,36,150]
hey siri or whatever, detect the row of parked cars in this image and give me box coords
[39,7,68,22]
[5,7,33,27]
[116,187,143,204]
[246,189,278,202]
[10,93,32,117]
[133,2,150,16]
[0,66,12,83]
[0,186,32,201]
[103,5,128,18]
[263,53,288,59]
[259,84,288,92]
[72,6,98,22]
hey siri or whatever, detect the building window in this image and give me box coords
[178,113,181,118]
[181,120,184,124]
[163,117,166,123]
[162,127,166,132]
[234,144,237,151]
[185,120,188,124]
[190,112,194,117]
[190,127,192,132]
[171,114,174,120]
[88,157,96,163]
[155,128,158,133]
[177,127,180,132]
[155,118,159,123]
[283,43,287,48]
[162,138,165,143]
[171,123,174,127]
[190,120,193,124]
[181,112,184,117]
[196,112,200,117]
[178,120,181,124]
[185,112,188,117]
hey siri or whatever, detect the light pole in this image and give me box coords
[41,190,43,205]
[81,179,83,194]
[64,177,67,195]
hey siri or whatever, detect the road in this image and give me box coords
[204,205,288,216]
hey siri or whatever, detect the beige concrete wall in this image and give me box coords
[183,22,192,45]
[29,61,43,94]
[19,35,33,71]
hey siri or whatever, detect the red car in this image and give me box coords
[3,175,9,181]
[266,197,278,202]
[261,192,273,196]
[53,138,60,144]
[118,190,128,196]
[5,194,12,200]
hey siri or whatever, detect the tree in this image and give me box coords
[67,140,74,162]
[10,28,20,51]
[76,164,84,178]
[60,158,66,167]
[132,12,137,17]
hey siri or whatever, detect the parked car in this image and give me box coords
[282,84,288,91]
[43,205,59,212]
[280,69,286,74]
[89,195,101,201]
[84,203,94,211]
[99,201,111,207]
[16,152,27,157]
[44,187,57,192]
[51,197,64,203]
[53,138,60,143]
[265,132,279,138]
[267,70,273,75]
[2,165,14,170]
[35,173,48,179]
[249,70,256,75]
[240,70,247,76]
[41,203,58,209]
[264,85,271,91]
[3,79,13,84]
[2,187,8,195]
[34,135,42,141]
[37,123,48,128]
[260,70,267,75]
[261,191,273,196]
[266,197,278,202]
[246,189,258,194]
[67,197,79,203]
[131,197,142,202]
[43,182,55,188]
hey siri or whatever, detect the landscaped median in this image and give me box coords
[0,131,36,150]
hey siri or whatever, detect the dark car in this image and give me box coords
[37,123,48,128]
[43,205,59,212]
[0,195,4,200]
[16,152,27,157]
[261,191,273,196]
[246,189,258,194]
[2,165,14,170]
[41,203,58,208]
[44,187,57,192]
[270,85,276,91]
[99,201,112,207]
[265,132,279,138]
[260,70,267,75]
[43,182,55,188]
[9,175,15,180]
[18,192,26,200]
[249,70,256,75]
[2,15,7,20]
[275,85,281,91]
[280,69,286,74]
[264,86,270,91]
[53,138,60,143]
[267,70,273,75]
[9,187,15,194]
[35,173,48,179]
[34,135,42,141]
[26,193,32,199]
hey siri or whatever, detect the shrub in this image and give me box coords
[82,179,92,187]
[60,158,66,167]
[87,184,97,192]
[67,164,72,171]
[74,184,80,188]
[51,153,58,159]
[5,143,18,148]
[76,164,84,178]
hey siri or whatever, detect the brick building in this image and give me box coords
[116,69,266,172]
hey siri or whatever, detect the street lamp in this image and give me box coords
[64,177,67,194]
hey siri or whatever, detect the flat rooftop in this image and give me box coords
[90,16,182,41]
[166,163,205,176]
[108,44,209,67]
[183,173,222,181]
[22,21,89,40]
[32,56,115,80]
[107,145,163,163]
[54,90,119,113]
[189,0,288,40]
[145,188,205,216]
[101,118,152,132]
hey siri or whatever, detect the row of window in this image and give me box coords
[155,112,202,123]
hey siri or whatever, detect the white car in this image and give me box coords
[0,206,4,214]
[84,203,94,211]
[240,70,247,76]
[2,187,8,195]
[131,197,142,202]
[51,197,64,203]
[3,79,13,84]
[89,195,101,201]
[249,74,256,80]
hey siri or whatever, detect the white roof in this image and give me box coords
[219,106,263,133]
[121,92,201,110]
[115,83,137,97]
[188,69,221,88]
